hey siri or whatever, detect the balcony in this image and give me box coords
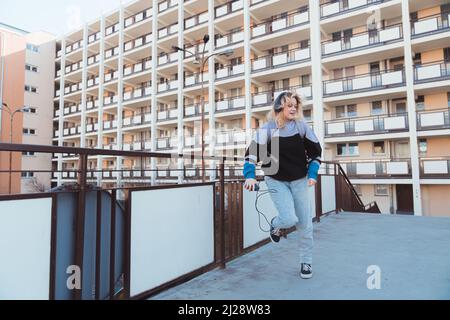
[183,41,209,60]
[325,113,408,138]
[215,0,243,19]
[157,108,178,122]
[63,82,83,96]
[184,72,208,88]
[103,119,118,131]
[158,0,178,14]
[414,60,450,84]
[322,24,402,57]
[87,54,101,66]
[88,31,101,44]
[157,52,178,66]
[215,130,247,146]
[252,47,310,73]
[86,99,100,111]
[87,76,100,89]
[123,84,152,102]
[124,59,151,78]
[86,122,99,134]
[157,80,178,94]
[184,10,208,30]
[215,63,244,81]
[156,136,178,150]
[123,113,151,128]
[320,0,391,19]
[124,7,152,29]
[215,29,244,49]
[158,23,178,40]
[62,103,81,116]
[62,126,82,137]
[417,108,450,131]
[420,157,450,179]
[104,70,119,83]
[411,11,450,39]
[339,158,411,178]
[65,61,83,75]
[251,7,309,40]
[105,22,120,37]
[323,69,405,97]
[105,46,119,60]
[124,33,152,53]
[252,85,313,108]
[184,103,209,118]
[65,40,83,54]
[216,96,245,113]
[104,95,119,106]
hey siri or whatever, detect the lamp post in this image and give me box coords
[173,37,233,182]
[0,102,29,193]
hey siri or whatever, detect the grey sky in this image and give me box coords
[0,0,124,36]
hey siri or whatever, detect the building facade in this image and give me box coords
[51,0,450,216]
[0,23,55,194]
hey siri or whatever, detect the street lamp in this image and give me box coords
[173,36,234,182]
[0,102,29,193]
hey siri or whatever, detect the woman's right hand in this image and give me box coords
[244,178,258,191]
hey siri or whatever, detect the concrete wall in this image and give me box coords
[421,185,450,217]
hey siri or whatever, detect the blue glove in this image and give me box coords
[307,160,320,181]
[243,162,256,179]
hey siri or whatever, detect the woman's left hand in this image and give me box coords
[308,179,317,187]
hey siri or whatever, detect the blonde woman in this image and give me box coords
[243,91,322,279]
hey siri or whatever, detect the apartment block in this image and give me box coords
[0,23,55,194]
[51,0,450,216]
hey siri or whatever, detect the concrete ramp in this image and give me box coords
[152,213,450,300]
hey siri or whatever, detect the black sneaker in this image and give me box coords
[300,263,313,279]
[270,217,281,243]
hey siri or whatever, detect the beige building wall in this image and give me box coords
[421,185,450,217]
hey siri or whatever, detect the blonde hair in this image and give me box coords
[267,92,303,128]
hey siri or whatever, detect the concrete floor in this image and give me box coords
[152,213,450,300]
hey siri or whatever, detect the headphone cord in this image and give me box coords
[254,188,278,233]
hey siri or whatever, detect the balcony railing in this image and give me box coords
[185,10,208,30]
[250,0,271,6]
[62,126,82,137]
[157,108,178,121]
[104,95,119,106]
[65,61,83,75]
[338,158,411,177]
[124,58,151,77]
[325,113,409,137]
[123,113,151,127]
[65,40,83,54]
[420,157,450,178]
[103,119,118,130]
[123,84,152,102]
[124,7,152,29]
[251,7,309,39]
[183,41,209,59]
[87,76,100,88]
[215,130,247,145]
[124,33,152,52]
[86,99,100,111]
[184,103,209,118]
[215,29,244,48]
[158,22,178,39]
[105,22,120,37]
[105,46,119,60]
[158,52,178,66]
[411,11,450,38]
[104,70,119,83]
[216,95,246,112]
[323,68,405,97]
[87,54,101,66]
[86,122,99,133]
[62,104,80,116]
[215,63,244,80]
[159,0,178,13]
[184,72,209,87]
[322,24,402,56]
[414,60,450,84]
[88,31,101,44]
[63,82,83,95]
[252,47,310,72]
[215,0,243,19]
[320,0,390,19]
[156,136,178,150]
[252,85,313,107]
[417,108,450,131]
[157,80,178,93]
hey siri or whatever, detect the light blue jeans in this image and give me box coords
[264,176,314,265]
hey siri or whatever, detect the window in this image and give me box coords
[23,107,37,114]
[375,185,389,196]
[25,85,38,93]
[22,151,35,156]
[23,128,36,135]
[26,44,39,53]
[395,102,406,114]
[303,109,312,121]
[336,105,357,118]
[21,171,34,178]
[373,141,385,155]
[25,64,38,72]
[416,95,424,111]
[371,101,383,115]
[447,92,450,108]
[337,143,359,156]
[419,138,427,155]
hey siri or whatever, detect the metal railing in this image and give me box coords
[417,108,450,131]
[414,60,450,84]
[411,10,450,38]
[337,158,412,178]
[251,7,309,39]
[215,28,244,48]
[215,0,243,19]
[420,157,450,178]
[251,47,311,72]
[320,0,391,19]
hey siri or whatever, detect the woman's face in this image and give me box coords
[281,97,298,121]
